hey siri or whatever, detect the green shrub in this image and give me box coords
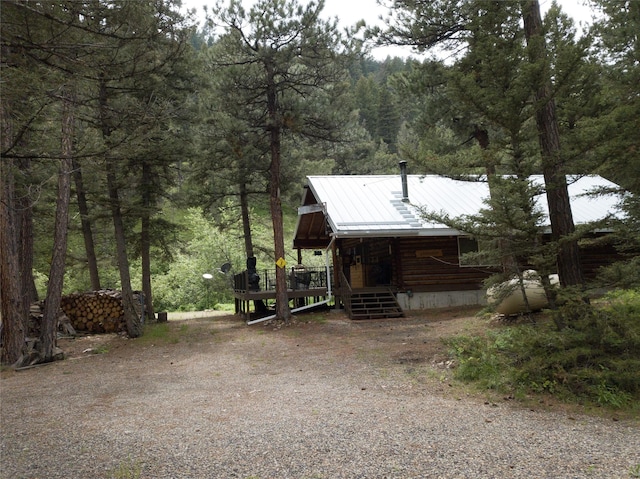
[447,333,512,389]
[446,289,640,409]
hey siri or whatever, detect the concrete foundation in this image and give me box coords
[397,290,487,310]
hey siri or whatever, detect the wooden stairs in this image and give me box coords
[345,288,404,320]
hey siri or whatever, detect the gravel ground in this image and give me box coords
[1,311,638,479]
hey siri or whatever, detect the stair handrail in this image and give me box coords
[385,286,404,315]
[339,270,353,317]
[340,270,353,294]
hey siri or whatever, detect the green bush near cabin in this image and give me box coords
[446,289,640,410]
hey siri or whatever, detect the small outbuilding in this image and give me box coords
[293,170,622,318]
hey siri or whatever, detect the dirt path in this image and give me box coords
[1,308,638,479]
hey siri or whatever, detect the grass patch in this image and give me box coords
[91,344,110,354]
[142,322,173,341]
[110,456,142,479]
[139,322,183,344]
[214,302,236,312]
[297,312,329,324]
[138,320,218,345]
[446,289,640,413]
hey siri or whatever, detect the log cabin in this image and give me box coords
[292,167,623,318]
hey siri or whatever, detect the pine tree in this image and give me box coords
[584,0,640,286]
[376,0,588,290]
[1,1,198,348]
[205,0,353,323]
[1,1,87,362]
[522,0,585,289]
[589,0,640,193]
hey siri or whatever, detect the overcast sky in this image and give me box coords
[181,0,596,60]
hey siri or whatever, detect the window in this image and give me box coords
[458,236,492,267]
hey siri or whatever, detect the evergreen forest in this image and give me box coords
[1,0,639,388]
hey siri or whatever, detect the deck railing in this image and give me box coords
[233,266,331,293]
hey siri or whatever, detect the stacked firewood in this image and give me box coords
[60,290,127,333]
[28,302,76,337]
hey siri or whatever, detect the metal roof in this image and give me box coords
[293,174,621,248]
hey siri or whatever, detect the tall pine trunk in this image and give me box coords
[140,160,155,321]
[99,77,142,338]
[0,158,26,365]
[240,181,255,258]
[17,159,38,308]
[266,64,292,324]
[40,87,75,361]
[72,158,101,290]
[106,165,143,337]
[522,0,584,289]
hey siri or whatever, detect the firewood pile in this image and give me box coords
[60,290,130,333]
[18,290,143,368]
[28,302,76,337]
[26,290,144,337]
[19,303,73,368]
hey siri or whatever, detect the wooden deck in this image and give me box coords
[233,288,330,319]
[233,267,330,320]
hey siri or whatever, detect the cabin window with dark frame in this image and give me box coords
[458,236,492,267]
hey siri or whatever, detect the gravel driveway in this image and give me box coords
[1,311,638,479]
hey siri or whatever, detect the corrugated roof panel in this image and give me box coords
[306,174,621,238]
[566,176,620,224]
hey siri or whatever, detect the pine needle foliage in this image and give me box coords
[446,289,640,410]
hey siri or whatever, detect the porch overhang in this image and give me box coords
[293,205,332,249]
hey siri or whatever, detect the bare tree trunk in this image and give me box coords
[40,161,72,360]
[522,0,584,288]
[266,65,292,324]
[99,77,142,337]
[140,160,155,321]
[0,158,26,365]
[72,158,101,290]
[17,159,38,307]
[106,164,143,337]
[240,181,255,258]
[270,181,291,323]
[1,98,27,365]
[40,87,74,361]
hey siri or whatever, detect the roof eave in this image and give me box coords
[332,227,463,238]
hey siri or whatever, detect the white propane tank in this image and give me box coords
[487,270,559,315]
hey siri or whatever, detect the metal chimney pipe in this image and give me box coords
[399,160,409,202]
